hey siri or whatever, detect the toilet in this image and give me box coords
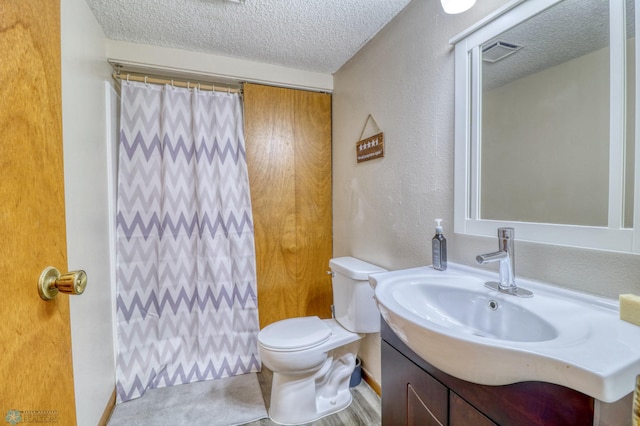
[258,256,386,425]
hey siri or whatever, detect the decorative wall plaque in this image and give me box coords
[356,114,384,163]
[356,132,384,163]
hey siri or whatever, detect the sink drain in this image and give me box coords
[488,300,499,310]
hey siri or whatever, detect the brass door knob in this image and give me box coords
[38,267,87,301]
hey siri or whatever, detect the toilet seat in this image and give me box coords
[259,316,332,352]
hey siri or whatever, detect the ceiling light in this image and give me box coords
[441,0,476,14]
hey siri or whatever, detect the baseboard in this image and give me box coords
[98,388,117,426]
[362,366,381,396]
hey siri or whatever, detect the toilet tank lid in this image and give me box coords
[329,257,387,280]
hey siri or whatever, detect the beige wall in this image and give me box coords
[106,40,333,92]
[61,0,115,424]
[333,0,640,387]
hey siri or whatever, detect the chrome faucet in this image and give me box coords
[476,227,532,297]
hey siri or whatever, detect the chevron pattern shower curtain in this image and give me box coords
[115,81,260,403]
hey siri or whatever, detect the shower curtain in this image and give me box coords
[115,81,260,403]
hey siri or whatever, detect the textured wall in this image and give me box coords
[333,0,640,386]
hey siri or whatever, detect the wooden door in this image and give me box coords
[0,1,77,424]
[243,84,332,328]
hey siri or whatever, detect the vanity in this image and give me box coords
[372,264,638,425]
[381,321,594,425]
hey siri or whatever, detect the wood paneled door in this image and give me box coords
[0,0,77,424]
[244,84,333,328]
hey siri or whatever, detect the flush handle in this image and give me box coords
[38,267,87,301]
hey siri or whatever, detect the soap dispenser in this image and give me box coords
[432,219,447,271]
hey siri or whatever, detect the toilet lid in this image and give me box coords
[259,316,332,351]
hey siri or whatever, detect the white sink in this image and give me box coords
[370,263,640,403]
[394,281,558,342]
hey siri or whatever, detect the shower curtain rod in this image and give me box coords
[112,71,242,94]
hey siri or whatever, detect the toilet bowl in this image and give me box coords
[258,257,386,425]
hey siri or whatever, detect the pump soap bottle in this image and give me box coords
[432,219,447,271]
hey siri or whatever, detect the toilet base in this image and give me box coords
[267,342,359,425]
[269,384,353,425]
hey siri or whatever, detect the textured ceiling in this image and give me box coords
[85,0,413,74]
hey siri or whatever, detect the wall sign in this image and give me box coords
[356,114,384,163]
[356,132,384,163]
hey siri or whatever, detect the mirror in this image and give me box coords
[452,0,640,252]
[481,0,611,227]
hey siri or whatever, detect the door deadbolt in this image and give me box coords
[38,267,87,301]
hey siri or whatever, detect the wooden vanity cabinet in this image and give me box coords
[381,320,594,426]
[385,338,448,425]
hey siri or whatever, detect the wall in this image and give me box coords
[106,40,333,92]
[60,0,115,424]
[332,0,640,387]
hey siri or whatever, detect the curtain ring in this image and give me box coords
[197,83,201,91]
[126,74,130,82]
[144,76,149,86]
[212,83,215,93]
[171,79,175,88]
[187,82,191,90]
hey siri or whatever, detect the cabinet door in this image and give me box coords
[450,392,497,426]
[382,341,448,425]
[408,384,447,426]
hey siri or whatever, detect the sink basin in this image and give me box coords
[394,282,558,342]
[370,263,640,403]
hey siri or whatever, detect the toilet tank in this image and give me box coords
[329,257,387,333]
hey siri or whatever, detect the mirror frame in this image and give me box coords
[451,0,640,252]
